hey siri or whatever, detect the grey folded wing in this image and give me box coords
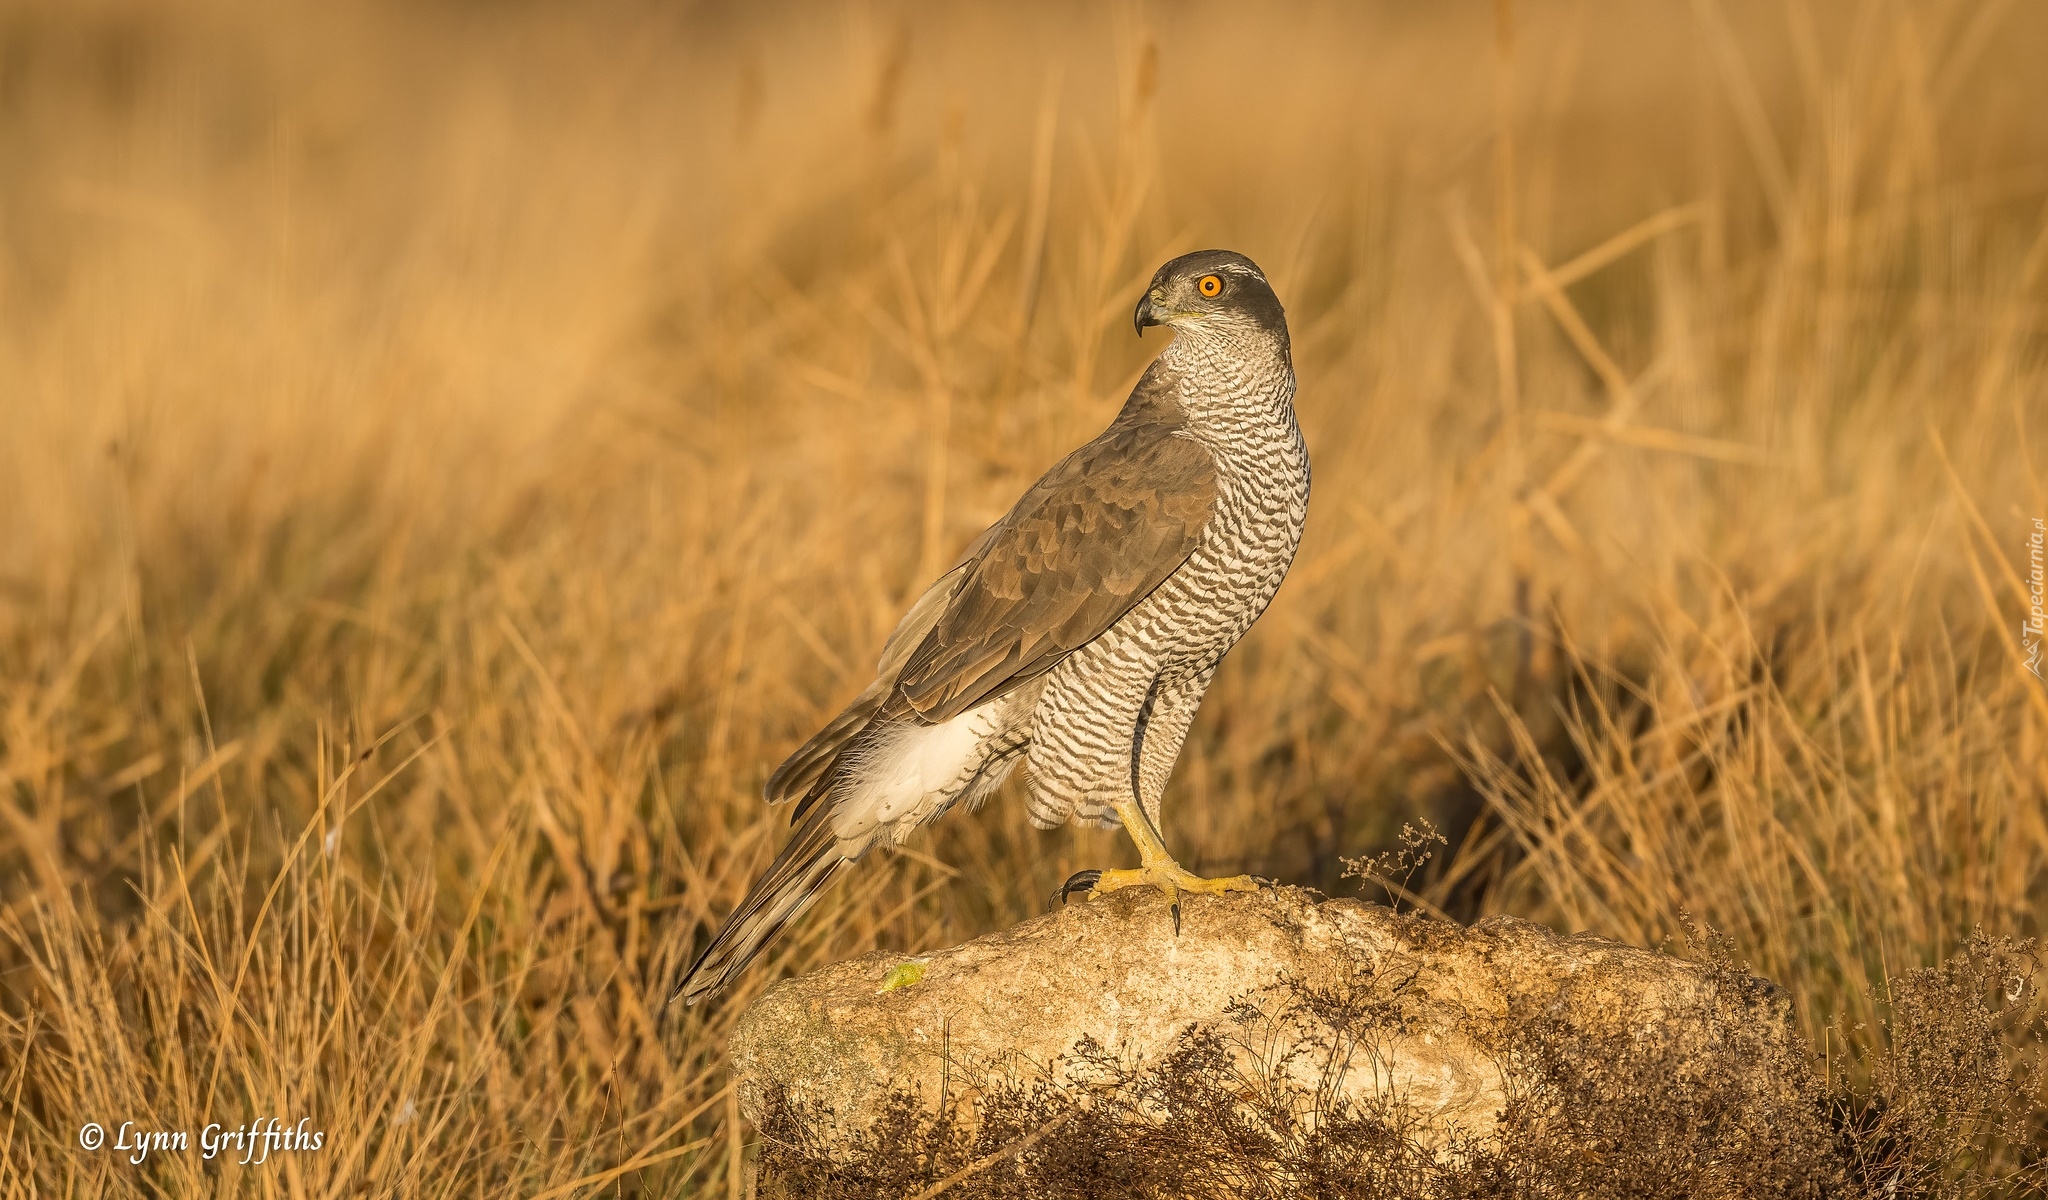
[895,409,1219,722]
[764,386,1218,808]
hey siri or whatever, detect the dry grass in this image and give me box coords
[1,0,2045,1194]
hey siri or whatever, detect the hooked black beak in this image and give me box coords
[1134,288,1166,337]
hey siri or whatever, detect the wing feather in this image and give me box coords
[764,554,980,807]
[896,377,1217,722]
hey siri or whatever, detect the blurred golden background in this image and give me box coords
[2,0,2045,1192]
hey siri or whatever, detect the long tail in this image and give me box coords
[672,685,894,1007]
[672,690,1008,1004]
[671,797,848,1005]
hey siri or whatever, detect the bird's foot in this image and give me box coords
[1090,864,1263,898]
[1055,861,1263,933]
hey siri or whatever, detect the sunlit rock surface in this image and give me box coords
[730,886,1798,1146]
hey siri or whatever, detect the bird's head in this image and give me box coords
[1133,250,1288,346]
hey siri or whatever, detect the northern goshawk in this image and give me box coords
[673,249,1309,1005]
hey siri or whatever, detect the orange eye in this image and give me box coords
[1197,274,1223,298]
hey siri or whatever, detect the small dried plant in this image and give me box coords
[1340,820,1449,915]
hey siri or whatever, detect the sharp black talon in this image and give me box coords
[1170,898,1182,935]
[1057,869,1103,906]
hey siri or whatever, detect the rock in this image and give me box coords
[730,886,1802,1150]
